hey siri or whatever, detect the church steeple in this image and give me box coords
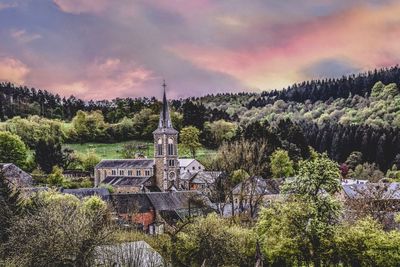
[153,80,180,191]
[155,80,177,133]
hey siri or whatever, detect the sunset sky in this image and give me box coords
[0,0,400,100]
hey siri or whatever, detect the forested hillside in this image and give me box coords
[2,66,400,174]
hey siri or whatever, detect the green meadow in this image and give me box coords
[64,141,217,161]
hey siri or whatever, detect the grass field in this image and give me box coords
[64,141,217,162]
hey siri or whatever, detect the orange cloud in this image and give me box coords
[167,2,400,90]
[0,57,30,84]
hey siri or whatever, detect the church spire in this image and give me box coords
[158,80,173,129]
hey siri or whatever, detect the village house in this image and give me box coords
[111,191,211,233]
[180,171,224,195]
[94,159,155,188]
[232,177,283,216]
[178,158,205,174]
[0,163,33,189]
[340,182,400,228]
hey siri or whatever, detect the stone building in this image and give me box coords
[94,82,181,191]
[178,159,205,174]
[94,159,155,187]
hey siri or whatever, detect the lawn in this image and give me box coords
[64,141,217,162]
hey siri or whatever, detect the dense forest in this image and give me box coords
[1,66,400,173]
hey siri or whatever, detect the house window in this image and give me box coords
[119,170,124,176]
[145,170,150,176]
[168,160,175,167]
[127,170,133,176]
[136,170,141,176]
[198,166,201,169]
[111,170,117,175]
[192,166,195,170]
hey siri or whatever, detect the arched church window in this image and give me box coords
[167,138,175,155]
[157,138,163,156]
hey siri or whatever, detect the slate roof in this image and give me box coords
[180,172,196,181]
[94,241,164,266]
[112,193,154,213]
[111,191,207,213]
[342,183,400,200]
[96,159,154,169]
[232,177,283,195]
[146,191,202,211]
[0,163,33,188]
[103,176,151,186]
[61,188,111,201]
[178,159,195,167]
[190,171,222,184]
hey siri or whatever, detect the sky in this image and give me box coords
[0,0,400,100]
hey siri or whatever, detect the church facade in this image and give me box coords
[94,82,181,191]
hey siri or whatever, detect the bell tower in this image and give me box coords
[153,81,180,191]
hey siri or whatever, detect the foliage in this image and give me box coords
[180,126,202,158]
[0,171,21,256]
[1,116,65,147]
[70,110,109,143]
[257,199,320,266]
[345,151,364,170]
[0,131,27,167]
[80,150,101,173]
[281,153,341,266]
[34,138,65,173]
[203,119,237,147]
[348,162,384,182]
[334,217,400,267]
[214,139,269,177]
[46,166,70,188]
[5,191,111,266]
[231,169,250,185]
[284,152,341,197]
[270,149,294,178]
[175,214,256,267]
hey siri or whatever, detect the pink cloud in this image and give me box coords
[11,29,42,43]
[49,58,154,99]
[53,0,110,14]
[167,2,400,90]
[0,57,30,84]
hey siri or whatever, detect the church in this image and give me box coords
[94,82,198,192]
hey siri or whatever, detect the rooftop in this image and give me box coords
[61,188,111,201]
[96,159,154,169]
[103,176,151,186]
[178,158,195,167]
